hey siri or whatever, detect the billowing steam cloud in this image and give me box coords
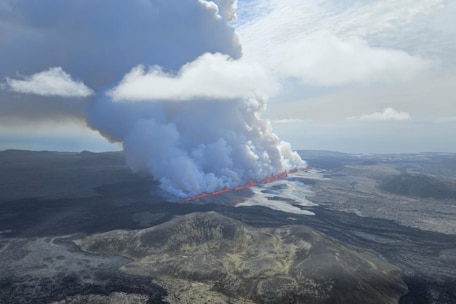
[0,0,305,198]
[87,95,304,197]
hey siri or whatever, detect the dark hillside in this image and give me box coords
[379,173,456,200]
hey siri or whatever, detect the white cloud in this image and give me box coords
[109,52,277,101]
[238,0,446,46]
[263,33,429,86]
[4,67,93,97]
[349,107,411,121]
[237,0,444,86]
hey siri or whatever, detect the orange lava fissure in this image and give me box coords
[184,166,311,201]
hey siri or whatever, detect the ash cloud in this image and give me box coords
[0,0,305,197]
[0,0,241,89]
[88,97,303,197]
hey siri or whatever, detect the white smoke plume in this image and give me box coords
[87,95,304,197]
[0,0,305,198]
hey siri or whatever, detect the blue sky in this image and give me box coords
[1,0,455,153]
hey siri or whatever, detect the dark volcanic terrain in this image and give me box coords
[0,150,455,303]
[302,151,456,235]
[78,212,406,303]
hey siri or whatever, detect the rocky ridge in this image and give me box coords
[77,212,407,304]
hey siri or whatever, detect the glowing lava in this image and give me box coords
[184,166,311,201]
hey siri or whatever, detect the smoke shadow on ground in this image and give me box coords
[0,182,259,238]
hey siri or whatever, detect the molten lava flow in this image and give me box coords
[260,171,289,184]
[234,179,256,191]
[183,166,312,201]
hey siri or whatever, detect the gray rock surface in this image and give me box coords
[77,211,407,304]
[50,292,148,304]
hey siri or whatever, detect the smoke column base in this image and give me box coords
[182,166,311,202]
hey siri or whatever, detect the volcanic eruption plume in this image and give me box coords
[0,0,306,198]
[88,93,305,198]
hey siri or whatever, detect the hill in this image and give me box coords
[78,212,407,304]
